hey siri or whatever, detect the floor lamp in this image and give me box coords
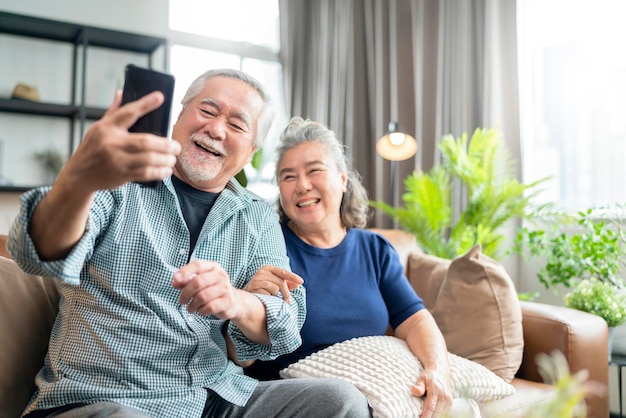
[376,121,418,223]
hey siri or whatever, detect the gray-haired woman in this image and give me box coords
[244,116,453,418]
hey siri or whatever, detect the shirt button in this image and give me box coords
[188,315,195,322]
[179,248,187,255]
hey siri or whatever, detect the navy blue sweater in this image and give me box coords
[245,223,424,380]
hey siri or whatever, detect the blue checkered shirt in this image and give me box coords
[8,177,306,418]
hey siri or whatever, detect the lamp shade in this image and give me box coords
[376,131,418,161]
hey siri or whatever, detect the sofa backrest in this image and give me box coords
[369,229,524,383]
[0,235,60,418]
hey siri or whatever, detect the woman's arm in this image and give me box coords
[395,309,453,418]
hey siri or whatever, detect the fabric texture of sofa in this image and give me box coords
[0,231,610,417]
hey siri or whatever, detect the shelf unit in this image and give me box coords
[0,11,168,191]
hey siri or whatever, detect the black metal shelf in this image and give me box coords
[0,11,165,53]
[0,11,166,191]
[0,98,77,118]
[0,99,107,120]
[0,185,37,193]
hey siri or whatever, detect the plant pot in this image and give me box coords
[612,321,626,357]
[609,327,616,362]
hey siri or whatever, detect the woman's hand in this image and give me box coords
[244,265,304,303]
[411,367,453,418]
[395,310,453,417]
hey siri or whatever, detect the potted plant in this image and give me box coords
[371,127,551,259]
[511,207,626,291]
[33,148,64,184]
[512,207,626,358]
[564,279,626,327]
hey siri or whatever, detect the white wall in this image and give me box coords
[0,0,169,37]
[0,0,169,234]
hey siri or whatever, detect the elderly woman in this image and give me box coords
[244,117,453,417]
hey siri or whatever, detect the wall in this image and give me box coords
[0,0,169,234]
[0,0,168,37]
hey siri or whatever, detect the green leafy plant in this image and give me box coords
[564,279,626,327]
[33,148,64,182]
[371,127,551,259]
[519,350,605,418]
[511,207,626,291]
[235,148,263,187]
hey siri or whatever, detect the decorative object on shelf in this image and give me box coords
[10,83,41,102]
[371,127,552,259]
[33,149,64,184]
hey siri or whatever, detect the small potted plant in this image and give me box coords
[564,279,626,361]
[563,279,626,327]
[33,148,64,184]
[512,206,626,358]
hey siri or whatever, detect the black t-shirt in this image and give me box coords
[171,175,219,257]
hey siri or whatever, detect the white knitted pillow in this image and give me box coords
[280,335,515,418]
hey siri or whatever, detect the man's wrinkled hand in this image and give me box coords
[59,90,180,194]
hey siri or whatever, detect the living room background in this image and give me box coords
[1,0,625,413]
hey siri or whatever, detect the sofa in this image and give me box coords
[0,231,610,418]
[370,228,609,418]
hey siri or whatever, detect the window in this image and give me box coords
[168,0,284,200]
[517,0,626,211]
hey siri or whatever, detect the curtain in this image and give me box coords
[279,0,520,231]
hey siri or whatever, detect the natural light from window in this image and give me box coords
[167,0,283,201]
[518,0,626,212]
[169,0,280,51]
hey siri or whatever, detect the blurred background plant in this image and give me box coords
[235,148,263,187]
[564,279,626,328]
[511,207,626,291]
[371,127,553,259]
[33,148,64,183]
[510,350,604,418]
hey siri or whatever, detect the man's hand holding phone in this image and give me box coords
[120,64,176,187]
[57,89,180,196]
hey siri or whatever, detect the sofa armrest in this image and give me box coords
[518,300,609,417]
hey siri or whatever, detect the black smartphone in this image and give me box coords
[121,64,175,187]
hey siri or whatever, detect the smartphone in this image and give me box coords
[121,64,175,187]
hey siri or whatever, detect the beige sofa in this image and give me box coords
[0,231,610,417]
[371,228,609,418]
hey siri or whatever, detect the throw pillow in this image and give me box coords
[280,335,515,418]
[407,245,523,382]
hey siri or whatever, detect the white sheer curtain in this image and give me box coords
[279,0,520,234]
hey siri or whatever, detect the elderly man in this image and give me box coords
[9,69,370,418]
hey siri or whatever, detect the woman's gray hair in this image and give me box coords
[275,116,371,228]
[180,68,274,148]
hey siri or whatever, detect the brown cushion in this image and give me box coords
[0,256,59,418]
[407,245,523,382]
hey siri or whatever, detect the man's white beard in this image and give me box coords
[178,148,222,182]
